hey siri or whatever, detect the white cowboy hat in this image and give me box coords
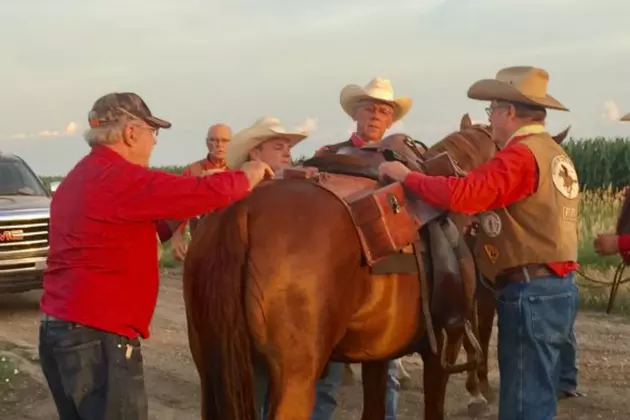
[339,77,412,122]
[226,116,308,169]
[621,113,630,122]
[467,66,569,111]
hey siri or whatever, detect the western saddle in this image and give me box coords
[279,134,481,368]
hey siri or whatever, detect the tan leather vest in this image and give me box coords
[474,132,580,281]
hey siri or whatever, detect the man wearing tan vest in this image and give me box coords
[170,123,231,260]
[378,66,580,420]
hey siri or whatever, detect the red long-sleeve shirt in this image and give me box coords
[403,134,578,277]
[176,155,227,232]
[618,235,630,263]
[41,145,250,339]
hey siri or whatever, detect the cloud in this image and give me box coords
[295,117,318,134]
[602,100,621,122]
[7,121,81,140]
[64,121,80,134]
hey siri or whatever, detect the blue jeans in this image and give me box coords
[496,272,578,420]
[311,360,399,420]
[558,323,579,393]
[38,316,148,420]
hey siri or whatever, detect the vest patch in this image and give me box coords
[562,206,578,221]
[551,155,579,199]
[480,211,502,238]
[484,244,500,263]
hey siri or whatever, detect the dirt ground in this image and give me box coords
[1,268,629,419]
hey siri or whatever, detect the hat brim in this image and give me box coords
[145,115,172,129]
[467,79,569,111]
[226,128,307,169]
[621,113,630,122]
[340,85,412,122]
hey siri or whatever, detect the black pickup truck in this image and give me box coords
[0,151,53,293]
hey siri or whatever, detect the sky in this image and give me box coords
[1,0,629,176]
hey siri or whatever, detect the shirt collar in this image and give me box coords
[91,145,126,162]
[504,124,546,147]
[350,133,367,148]
[206,154,226,168]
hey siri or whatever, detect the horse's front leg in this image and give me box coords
[421,337,449,420]
[360,361,389,420]
[464,298,489,416]
[476,281,497,403]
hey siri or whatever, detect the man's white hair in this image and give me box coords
[83,123,125,147]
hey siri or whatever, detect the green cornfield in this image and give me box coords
[563,137,630,191]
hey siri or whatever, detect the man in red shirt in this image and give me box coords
[169,123,232,260]
[312,77,413,420]
[595,111,630,260]
[379,66,580,420]
[38,92,272,420]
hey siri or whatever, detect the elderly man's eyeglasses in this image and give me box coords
[130,122,159,136]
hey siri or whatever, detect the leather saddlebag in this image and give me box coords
[346,182,421,265]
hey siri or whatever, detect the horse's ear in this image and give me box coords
[552,125,571,144]
[460,113,473,130]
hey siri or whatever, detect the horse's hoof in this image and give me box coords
[341,367,357,386]
[467,395,488,417]
[480,383,496,404]
[398,376,413,390]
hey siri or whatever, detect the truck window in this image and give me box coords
[0,160,48,196]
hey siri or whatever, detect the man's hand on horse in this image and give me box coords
[241,161,275,189]
[378,161,411,183]
[593,233,619,255]
[170,230,189,261]
[202,168,225,176]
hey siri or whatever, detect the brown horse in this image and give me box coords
[182,114,499,420]
[459,125,572,416]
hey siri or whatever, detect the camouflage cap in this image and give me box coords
[87,92,172,129]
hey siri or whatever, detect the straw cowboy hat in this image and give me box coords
[340,77,412,122]
[622,113,630,122]
[467,66,569,111]
[226,116,308,169]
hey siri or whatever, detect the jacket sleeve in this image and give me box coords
[402,143,538,214]
[112,165,251,222]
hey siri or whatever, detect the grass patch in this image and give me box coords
[0,353,48,417]
[575,188,630,316]
[577,265,630,315]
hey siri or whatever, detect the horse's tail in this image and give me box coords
[190,202,256,420]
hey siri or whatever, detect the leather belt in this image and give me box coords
[495,264,554,290]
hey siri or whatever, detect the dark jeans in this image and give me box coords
[496,272,578,420]
[38,316,148,420]
[559,325,579,393]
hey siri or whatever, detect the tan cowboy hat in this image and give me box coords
[467,66,568,111]
[226,116,308,169]
[340,77,412,122]
[622,113,630,122]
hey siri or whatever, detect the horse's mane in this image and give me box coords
[426,126,495,171]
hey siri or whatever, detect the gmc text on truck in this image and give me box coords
[0,151,51,293]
